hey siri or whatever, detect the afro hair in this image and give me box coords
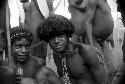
[36,14,75,42]
[10,26,33,45]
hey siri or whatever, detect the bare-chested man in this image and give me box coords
[68,0,114,46]
[68,0,115,82]
[37,14,110,84]
[0,26,63,84]
[10,27,45,84]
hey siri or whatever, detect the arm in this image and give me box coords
[78,44,109,84]
[85,2,97,46]
[69,0,97,46]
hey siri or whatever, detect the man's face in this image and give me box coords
[11,38,31,63]
[49,35,69,53]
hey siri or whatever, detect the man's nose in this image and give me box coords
[55,37,60,43]
[21,46,27,54]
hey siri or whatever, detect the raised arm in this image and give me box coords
[77,43,110,84]
[68,0,98,46]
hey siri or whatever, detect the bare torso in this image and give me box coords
[69,0,114,41]
[54,43,109,84]
[92,0,114,40]
[66,48,96,84]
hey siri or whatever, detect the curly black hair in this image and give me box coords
[36,14,75,42]
[10,26,33,45]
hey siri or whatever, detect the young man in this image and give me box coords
[10,27,45,84]
[0,26,62,84]
[68,0,115,82]
[37,14,110,84]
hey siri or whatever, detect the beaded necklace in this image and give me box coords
[16,63,23,84]
[61,49,72,84]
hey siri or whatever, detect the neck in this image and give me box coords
[61,42,74,58]
[13,59,28,66]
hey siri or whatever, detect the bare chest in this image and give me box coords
[66,51,91,78]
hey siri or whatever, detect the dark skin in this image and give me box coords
[68,0,114,46]
[49,35,109,84]
[11,37,45,82]
[10,37,61,84]
[69,0,115,82]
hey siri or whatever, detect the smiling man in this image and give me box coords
[10,27,45,84]
[37,14,110,84]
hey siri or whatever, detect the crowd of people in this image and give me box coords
[0,0,125,84]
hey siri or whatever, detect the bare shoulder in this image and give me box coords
[30,56,46,66]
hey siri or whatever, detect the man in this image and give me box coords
[68,0,115,82]
[68,0,114,46]
[10,27,45,84]
[37,14,110,84]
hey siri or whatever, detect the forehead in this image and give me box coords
[55,35,67,38]
[50,35,67,40]
[13,38,30,45]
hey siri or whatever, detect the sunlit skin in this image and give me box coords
[68,0,114,46]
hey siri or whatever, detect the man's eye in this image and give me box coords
[15,45,21,48]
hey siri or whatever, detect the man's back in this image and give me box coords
[93,0,114,41]
[69,0,114,41]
